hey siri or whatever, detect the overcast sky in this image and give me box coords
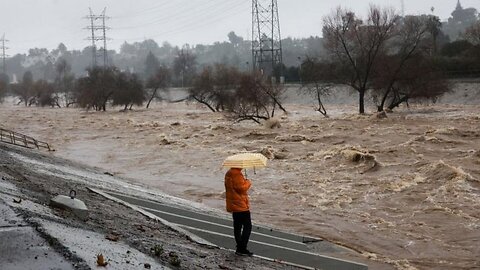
[1,0,478,55]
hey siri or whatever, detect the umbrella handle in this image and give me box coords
[243,168,257,179]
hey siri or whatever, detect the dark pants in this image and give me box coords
[232,211,252,252]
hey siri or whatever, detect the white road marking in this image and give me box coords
[106,191,323,242]
[177,223,364,267]
[141,205,308,247]
[103,191,368,270]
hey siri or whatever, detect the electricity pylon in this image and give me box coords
[0,34,8,74]
[252,0,283,82]
[85,8,110,68]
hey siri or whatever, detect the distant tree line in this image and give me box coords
[0,53,287,124]
[6,66,149,112]
[0,5,478,119]
[0,33,324,87]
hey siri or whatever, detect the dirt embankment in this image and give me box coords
[0,144,301,270]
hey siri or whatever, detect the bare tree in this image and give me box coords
[189,64,238,112]
[32,80,57,107]
[372,15,431,111]
[226,72,285,123]
[299,56,336,117]
[145,66,170,108]
[75,67,117,111]
[226,73,270,123]
[212,64,238,111]
[322,6,399,114]
[13,71,35,106]
[256,78,287,115]
[112,72,145,111]
[173,48,197,87]
[189,64,285,123]
[385,56,450,110]
[189,66,217,112]
[54,58,76,107]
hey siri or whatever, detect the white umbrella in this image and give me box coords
[222,153,268,177]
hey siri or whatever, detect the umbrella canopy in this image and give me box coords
[222,153,268,169]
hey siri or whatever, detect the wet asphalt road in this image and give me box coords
[107,191,368,270]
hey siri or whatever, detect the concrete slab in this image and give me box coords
[0,201,74,270]
[50,194,88,220]
[0,226,75,270]
[0,179,167,270]
[37,218,169,270]
[0,200,25,227]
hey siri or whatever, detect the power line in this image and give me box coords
[84,7,110,67]
[113,0,226,31]
[115,1,248,42]
[113,0,180,19]
[155,2,249,39]
[6,1,247,56]
[0,34,8,74]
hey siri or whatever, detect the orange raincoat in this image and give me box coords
[224,168,251,213]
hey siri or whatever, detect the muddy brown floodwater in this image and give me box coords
[1,83,479,270]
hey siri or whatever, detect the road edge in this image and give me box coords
[89,187,325,270]
[87,187,219,248]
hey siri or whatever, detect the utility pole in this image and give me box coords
[0,34,8,74]
[85,8,110,68]
[252,0,283,83]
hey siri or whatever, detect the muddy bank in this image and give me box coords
[0,143,302,270]
[1,82,479,269]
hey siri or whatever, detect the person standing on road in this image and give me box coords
[224,167,254,256]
